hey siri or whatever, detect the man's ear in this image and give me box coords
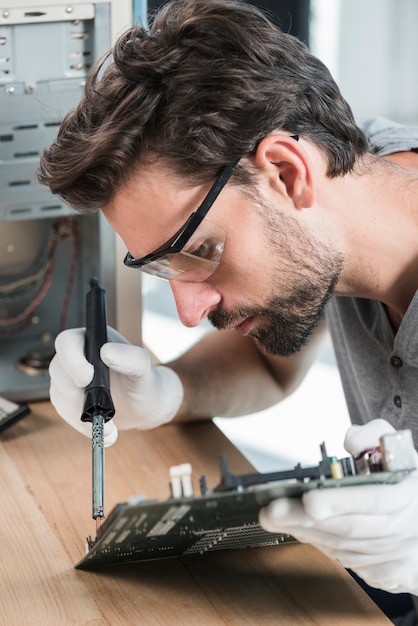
[254,135,314,208]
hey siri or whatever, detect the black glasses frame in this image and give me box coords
[124,158,240,269]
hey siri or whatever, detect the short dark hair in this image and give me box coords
[37,0,368,212]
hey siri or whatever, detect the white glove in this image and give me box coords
[259,419,418,595]
[49,327,183,447]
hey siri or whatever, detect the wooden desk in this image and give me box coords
[0,402,390,625]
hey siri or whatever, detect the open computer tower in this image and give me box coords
[0,1,141,401]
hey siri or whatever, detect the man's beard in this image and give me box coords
[209,274,337,356]
[208,196,343,356]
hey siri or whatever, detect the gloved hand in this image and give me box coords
[49,327,184,446]
[259,419,418,594]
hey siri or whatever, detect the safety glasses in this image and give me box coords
[123,159,239,282]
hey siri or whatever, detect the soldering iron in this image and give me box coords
[81,278,115,531]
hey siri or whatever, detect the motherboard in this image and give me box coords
[76,430,415,570]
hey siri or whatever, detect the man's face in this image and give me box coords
[208,192,343,355]
[104,164,343,357]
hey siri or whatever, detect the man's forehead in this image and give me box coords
[122,162,206,206]
[103,162,214,242]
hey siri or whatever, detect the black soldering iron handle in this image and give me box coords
[81,278,115,423]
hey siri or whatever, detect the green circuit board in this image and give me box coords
[75,466,410,570]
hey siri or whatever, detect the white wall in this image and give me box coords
[311,0,418,124]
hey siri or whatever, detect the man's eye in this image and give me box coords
[185,239,214,259]
[183,233,225,264]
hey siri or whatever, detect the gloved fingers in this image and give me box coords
[49,354,87,425]
[263,523,400,567]
[343,419,395,456]
[266,524,329,546]
[303,509,418,542]
[258,494,402,540]
[354,564,404,595]
[49,378,84,428]
[111,408,166,431]
[101,342,151,379]
[352,552,418,595]
[48,353,87,399]
[322,541,414,570]
[259,497,310,533]
[111,365,184,430]
[49,355,88,434]
[106,326,131,345]
[260,520,349,550]
[302,478,417,519]
[283,522,412,558]
[53,328,94,388]
[102,421,118,447]
[50,377,90,437]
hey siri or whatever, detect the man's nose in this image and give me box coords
[169,279,221,327]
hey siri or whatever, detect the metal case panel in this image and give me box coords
[0,2,135,401]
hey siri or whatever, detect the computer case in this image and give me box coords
[0,1,140,401]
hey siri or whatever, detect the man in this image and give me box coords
[38,0,418,621]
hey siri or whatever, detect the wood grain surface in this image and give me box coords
[0,402,390,625]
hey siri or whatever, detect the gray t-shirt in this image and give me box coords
[326,116,418,449]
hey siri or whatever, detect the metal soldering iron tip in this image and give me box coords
[95,516,103,534]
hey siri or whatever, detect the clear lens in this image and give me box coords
[142,220,226,282]
[140,252,220,281]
